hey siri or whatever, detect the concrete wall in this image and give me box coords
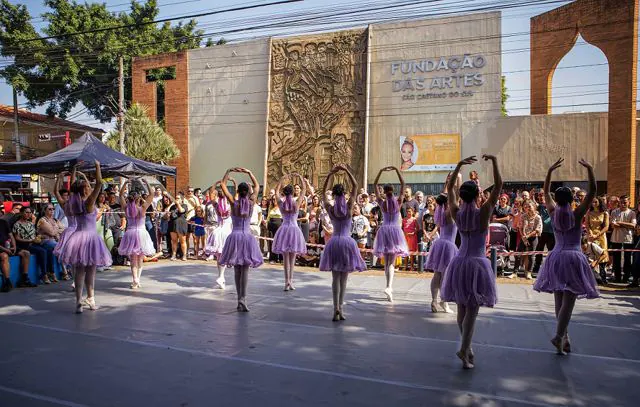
[465,112,609,182]
[367,12,502,185]
[188,39,270,189]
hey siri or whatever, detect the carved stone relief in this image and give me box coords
[267,30,367,189]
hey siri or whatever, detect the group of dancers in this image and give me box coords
[54,156,599,370]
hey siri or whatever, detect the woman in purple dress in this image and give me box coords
[425,193,458,313]
[59,161,112,314]
[533,158,599,355]
[218,167,263,312]
[319,165,367,321]
[272,173,307,291]
[441,155,502,369]
[118,179,155,289]
[373,166,408,302]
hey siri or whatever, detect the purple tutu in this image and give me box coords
[53,217,76,258]
[59,231,112,267]
[118,229,155,257]
[272,212,307,254]
[533,250,599,299]
[319,235,367,272]
[441,256,497,307]
[424,239,458,273]
[373,224,409,257]
[218,199,263,267]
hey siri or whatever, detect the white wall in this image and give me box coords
[188,40,270,189]
[367,12,502,184]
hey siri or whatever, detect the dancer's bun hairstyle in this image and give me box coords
[435,194,448,206]
[459,181,479,203]
[554,187,573,206]
[332,184,345,197]
[237,182,250,198]
[283,185,293,196]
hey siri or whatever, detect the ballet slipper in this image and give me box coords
[75,302,83,314]
[563,334,571,353]
[440,301,454,313]
[430,301,438,313]
[384,287,393,302]
[84,297,98,311]
[239,301,250,312]
[339,310,346,321]
[456,350,474,369]
[332,310,341,321]
[551,336,567,355]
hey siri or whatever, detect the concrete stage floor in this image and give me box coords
[0,263,639,407]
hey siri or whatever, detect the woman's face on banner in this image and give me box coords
[401,142,414,163]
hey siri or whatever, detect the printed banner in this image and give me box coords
[399,134,460,171]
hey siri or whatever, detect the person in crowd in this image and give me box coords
[320,165,366,321]
[308,195,322,243]
[400,187,419,219]
[13,206,53,284]
[576,189,587,204]
[152,186,163,208]
[36,203,64,278]
[361,193,374,217]
[191,207,206,260]
[402,207,418,272]
[534,158,598,355]
[585,197,609,284]
[631,200,640,287]
[157,193,173,257]
[372,166,408,301]
[441,155,501,369]
[510,197,525,276]
[492,194,512,228]
[54,188,69,228]
[0,216,34,291]
[108,190,126,258]
[319,198,334,244]
[204,189,219,261]
[297,199,310,244]
[351,203,370,257]
[183,187,201,257]
[250,198,262,239]
[96,192,115,257]
[582,236,607,285]
[424,193,457,313]
[259,196,270,255]
[519,200,542,280]
[211,181,234,289]
[218,167,263,312]
[272,173,307,291]
[60,161,112,313]
[610,195,636,285]
[421,202,438,252]
[531,191,554,276]
[118,180,155,288]
[415,191,426,218]
[266,194,283,264]
[169,192,188,262]
[143,192,159,256]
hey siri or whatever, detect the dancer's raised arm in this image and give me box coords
[447,156,476,216]
[295,173,307,208]
[220,169,236,203]
[142,179,155,210]
[392,166,405,206]
[275,174,286,202]
[339,165,358,208]
[575,159,596,220]
[480,155,502,227]
[86,161,103,213]
[321,169,336,208]
[119,179,128,209]
[373,167,386,203]
[544,158,564,213]
[53,171,68,205]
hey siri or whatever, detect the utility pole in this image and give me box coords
[12,86,21,162]
[118,55,125,153]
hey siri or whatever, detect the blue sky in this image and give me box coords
[0,0,615,131]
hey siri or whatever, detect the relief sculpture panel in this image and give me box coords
[267,29,367,189]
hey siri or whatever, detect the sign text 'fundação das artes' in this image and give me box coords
[391,54,486,98]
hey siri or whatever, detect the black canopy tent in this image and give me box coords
[0,133,176,177]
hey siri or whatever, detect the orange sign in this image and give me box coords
[399,134,460,171]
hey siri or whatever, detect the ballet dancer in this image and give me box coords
[425,193,458,313]
[118,179,156,289]
[272,173,307,291]
[53,166,83,283]
[533,158,599,355]
[218,167,263,312]
[210,179,235,289]
[372,166,409,302]
[59,161,112,314]
[441,155,501,369]
[319,165,367,321]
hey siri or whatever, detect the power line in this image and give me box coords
[20,0,303,43]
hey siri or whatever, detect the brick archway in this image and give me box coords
[531,0,638,200]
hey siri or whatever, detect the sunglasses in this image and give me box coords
[46,208,54,211]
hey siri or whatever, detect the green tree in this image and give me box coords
[501,75,509,116]
[0,0,204,122]
[105,103,180,163]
